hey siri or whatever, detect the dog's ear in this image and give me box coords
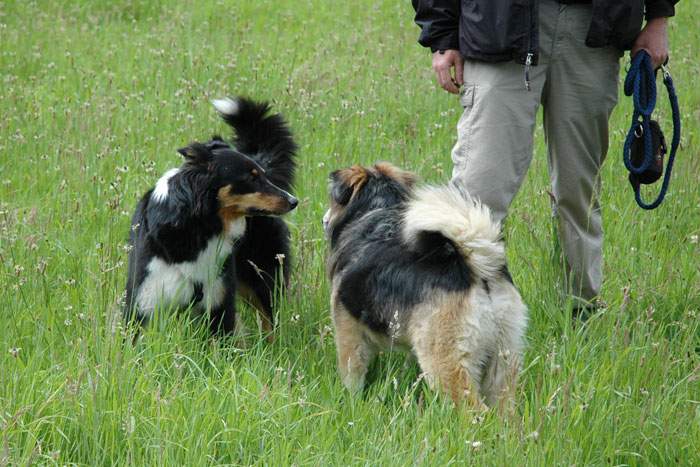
[330,172,353,205]
[330,165,369,205]
[177,142,212,165]
[374,162,418,188]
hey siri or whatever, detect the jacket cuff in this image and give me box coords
[424,34,459,53]
[645,2,675,20]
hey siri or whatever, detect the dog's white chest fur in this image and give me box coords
[136,218,246,319]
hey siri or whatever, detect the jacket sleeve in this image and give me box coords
[412,0,460,53]
[644,0,678,20]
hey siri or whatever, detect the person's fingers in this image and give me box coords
[454,55,464,86]
[433,63,447,90]
[440,68,459,94]
[630,46,666,69]
[432,60,445,89]
[436,67,448,91]
[445,79,459,94]
[653,51,668,69]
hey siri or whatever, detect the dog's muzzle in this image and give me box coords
[322,209,331,234]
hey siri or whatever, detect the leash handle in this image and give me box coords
[623,51,655,175]
[624,52,682,210]
[634,64,682,210]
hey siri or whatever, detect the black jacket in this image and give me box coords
[413,0,678,65]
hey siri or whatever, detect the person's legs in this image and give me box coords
[541,2,621,304]
[451,0,561,223]
[450,63,544,223]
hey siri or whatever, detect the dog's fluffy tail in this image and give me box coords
[212,96,297,191]
[402,185,505,281]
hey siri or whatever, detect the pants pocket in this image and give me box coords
[459,84,476,109]
[452,85,477,173]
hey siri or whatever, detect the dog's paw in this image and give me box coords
[341,372,366,395]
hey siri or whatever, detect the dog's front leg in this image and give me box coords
[209,304,237,335]
[209,284,238,335]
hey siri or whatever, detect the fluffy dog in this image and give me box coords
[124,97,297,337]
[324,163,527,409]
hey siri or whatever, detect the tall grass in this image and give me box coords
[1,0,698,464]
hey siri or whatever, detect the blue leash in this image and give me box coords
[623,50,681,210]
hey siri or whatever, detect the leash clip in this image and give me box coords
[634,123,643,138]
[660,63,671,81]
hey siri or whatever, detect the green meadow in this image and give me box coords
[1,1,698,464]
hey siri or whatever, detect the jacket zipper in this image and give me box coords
[523,0,535,91]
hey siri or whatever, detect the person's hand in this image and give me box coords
[432,49,463,94]
[631,17,669,69]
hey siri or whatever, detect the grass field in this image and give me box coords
[1,0,699,465]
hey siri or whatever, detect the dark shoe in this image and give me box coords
[572,299,606,324]
[572,305,595,323]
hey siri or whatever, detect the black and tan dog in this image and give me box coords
[324,163,527,409]
[124,97,297,338]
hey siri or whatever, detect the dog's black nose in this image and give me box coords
[288,197,298,209]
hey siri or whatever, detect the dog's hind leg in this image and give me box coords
[409,294,488,410]
[209,302,237,335]
[238,283,274,342]
[479,331,525,412]
[413,340,486,410]
[235,217,291,341]
[332,302,376,394]
[480,281,527,412]
[480,353,520,413]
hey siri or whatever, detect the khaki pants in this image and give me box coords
[451,0,621,303]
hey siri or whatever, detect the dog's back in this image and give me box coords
[330,184,507,336]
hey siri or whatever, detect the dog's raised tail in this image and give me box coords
[212,96,297,191]
[402,185,505,280]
